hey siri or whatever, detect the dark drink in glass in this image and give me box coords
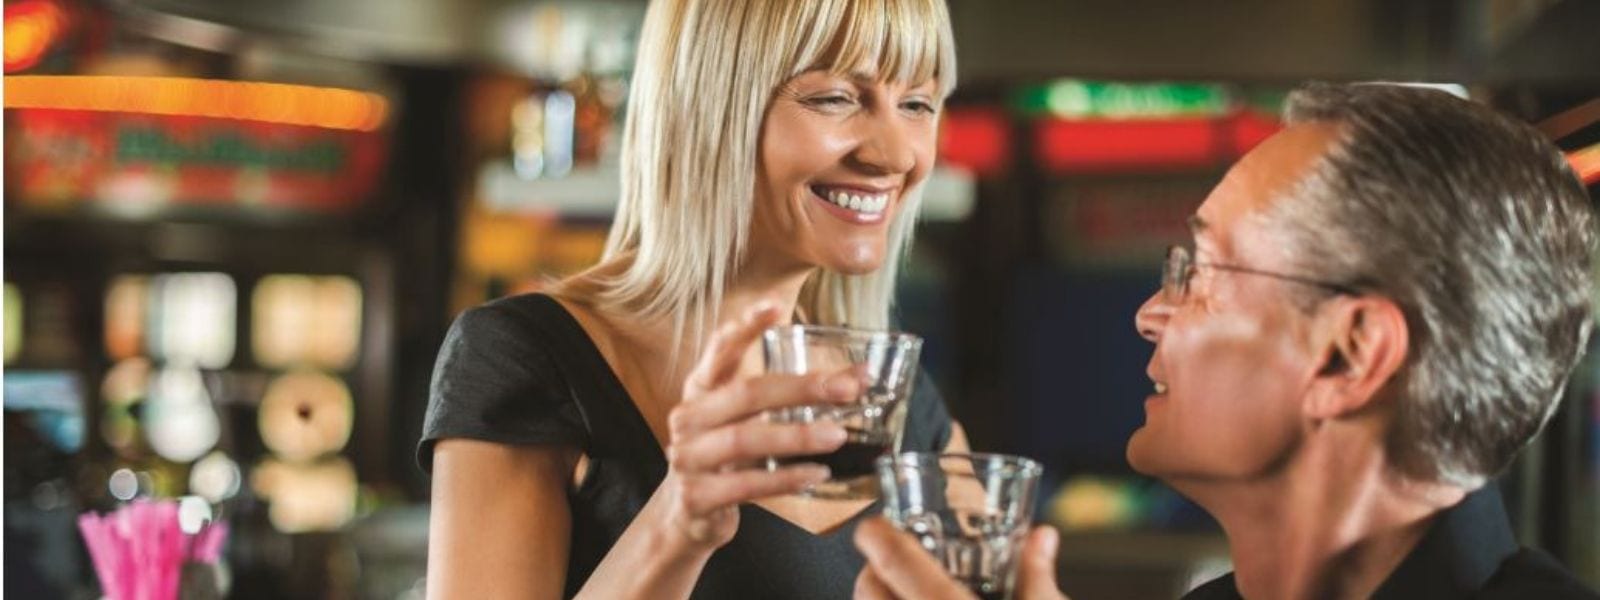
[776,427,893,480]
[762,325,920,499]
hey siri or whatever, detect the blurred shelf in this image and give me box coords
[477,164,621,219]
[1055,530,1231,600]
[3,203,373,231]
[920,166,977,222]
[477,163,977,222]
[1057,530,1229,568]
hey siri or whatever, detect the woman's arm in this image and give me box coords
[428,302,859,600]
[427,439,576,599]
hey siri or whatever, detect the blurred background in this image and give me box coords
[3,0,1598,598]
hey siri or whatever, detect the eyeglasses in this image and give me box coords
[1162,245,1361,304]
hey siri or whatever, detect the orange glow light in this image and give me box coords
[1570,143,1600,186]
[4,0,67,73]
[3,75,390,131]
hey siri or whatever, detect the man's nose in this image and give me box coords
[1135,292,1170,343]
[851,113,916,175]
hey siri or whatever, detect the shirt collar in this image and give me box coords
[1370,485,1520,599]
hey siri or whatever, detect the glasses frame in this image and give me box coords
[1162,245,1361,304]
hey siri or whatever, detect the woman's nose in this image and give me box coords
[850,113,917,175]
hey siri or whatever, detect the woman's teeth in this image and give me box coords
[818,187,889,215]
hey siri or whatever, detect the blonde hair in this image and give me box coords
[566,0,956,351]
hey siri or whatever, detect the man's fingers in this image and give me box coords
[854,568,898,600]
[854,517,974,600]
[1017,525,1067,600]
[679,465,831,515]
[668,421,847,472]
[686,301,782,393]
[854,519,1066,600]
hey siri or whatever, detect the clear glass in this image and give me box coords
[763,324,922,499]
[876,452,1044,600]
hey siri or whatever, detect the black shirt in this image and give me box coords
[418,294,955,599]
[1184,486,1599,599]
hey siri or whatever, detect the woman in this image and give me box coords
[420,0,966,597]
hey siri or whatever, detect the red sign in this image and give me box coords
[1035,110,1283,174]
[7,109,386,213]
[939,107,1011,177]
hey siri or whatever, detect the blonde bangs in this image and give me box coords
[791,0,957,97]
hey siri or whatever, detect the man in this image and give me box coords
[853,82,1600,599]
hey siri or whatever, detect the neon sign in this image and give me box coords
[9,109,386,212]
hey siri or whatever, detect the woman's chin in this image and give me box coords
[828,263,882,276]
[822,246,887,275]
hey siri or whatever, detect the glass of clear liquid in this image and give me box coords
[763,325,922,499]
[876,452,1044,600]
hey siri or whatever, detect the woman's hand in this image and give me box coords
[654,301,860,552]
[853,517,1069,600]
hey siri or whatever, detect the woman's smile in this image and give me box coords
[807,183,896,225]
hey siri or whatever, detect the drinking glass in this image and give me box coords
[762,324,922,499]
[876,452,1044,600]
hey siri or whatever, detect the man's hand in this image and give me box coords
[853,517,1069,600]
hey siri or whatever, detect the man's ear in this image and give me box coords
[1304,296,1409,420]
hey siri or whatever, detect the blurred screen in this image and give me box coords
[251,275,363,371]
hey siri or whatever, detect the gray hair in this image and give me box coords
[1273,82,1596,488]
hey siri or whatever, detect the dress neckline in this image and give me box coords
[530,293,875,538]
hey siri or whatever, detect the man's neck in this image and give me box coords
[1176,425,1465,599]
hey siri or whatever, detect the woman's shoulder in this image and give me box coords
[419,293,596,471]
[453,291,563,332]
[444,292,603,356]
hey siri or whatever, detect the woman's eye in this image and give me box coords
[902,100,938,115]
[806,95,854,108]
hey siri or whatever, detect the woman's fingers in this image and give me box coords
[669,371,860,438]
[679,465,831,514]
[854,568,899,600]
[854,517,975,600]
[685,301,783,394]
[668,421,847,472]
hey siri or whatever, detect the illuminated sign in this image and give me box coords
[1035,110,1281,174]
[4,76,388,131]
[1016,80,1232,119]
[4,76,388,212]
[938,107,1010,177]
[8,109,385,212]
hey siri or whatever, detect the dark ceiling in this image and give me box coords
[117,0,1600,85]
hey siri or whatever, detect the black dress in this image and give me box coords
[418,294,954,599]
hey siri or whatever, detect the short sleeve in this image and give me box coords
[901,371,954,453]
[416,300,588,473]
